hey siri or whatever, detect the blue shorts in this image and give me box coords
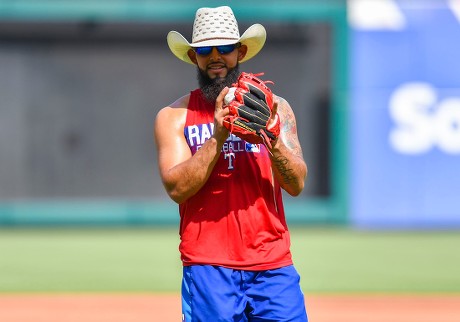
[181,265,308,322]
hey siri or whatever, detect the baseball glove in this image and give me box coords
[223,72,280,149]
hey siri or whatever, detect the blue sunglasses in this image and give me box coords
[194,43,240,56]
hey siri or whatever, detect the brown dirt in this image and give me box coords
[0,294,459,322]
[306,294,460,322]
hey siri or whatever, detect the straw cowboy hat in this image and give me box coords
[167,6,266,65]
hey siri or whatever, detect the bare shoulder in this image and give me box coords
[273,95,296,130]
[273,95,303,153]
[155,94,190,131]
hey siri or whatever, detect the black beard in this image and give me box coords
[197,65,240,103]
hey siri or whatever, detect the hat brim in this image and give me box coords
[167,24,266,65]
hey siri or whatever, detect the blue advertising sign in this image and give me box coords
[349,0,460,227]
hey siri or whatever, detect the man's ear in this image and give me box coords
[187,49,198,65]
[238,45,248,62]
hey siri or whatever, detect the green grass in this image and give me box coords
[0,228,182,293]
[290,227,460,293]
[0,227,459,294]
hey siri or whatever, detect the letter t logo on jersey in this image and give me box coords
[224,152,236,170]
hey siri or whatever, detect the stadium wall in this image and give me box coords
[348,0,460,228]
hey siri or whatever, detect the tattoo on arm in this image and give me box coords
[279,97,304,159]
[272,155,297,184]
[271,97,305,185]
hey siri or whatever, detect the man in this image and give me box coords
[155,6,308,321]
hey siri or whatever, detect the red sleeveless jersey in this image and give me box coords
[179,89,293,271]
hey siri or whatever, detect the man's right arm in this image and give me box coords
[154,89,230,204]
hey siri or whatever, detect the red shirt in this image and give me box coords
[178,89,292,271]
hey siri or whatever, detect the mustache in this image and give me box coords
[206,62,226,69]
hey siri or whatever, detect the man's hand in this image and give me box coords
[213,87,230,145]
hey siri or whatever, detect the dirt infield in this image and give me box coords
[0,294,459,322]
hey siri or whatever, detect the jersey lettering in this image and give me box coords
[185,123,261,158]
[224,152,236,169]
[186,123,214,148]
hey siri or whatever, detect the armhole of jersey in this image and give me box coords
[270,167,280,215]
[184,92,193,127]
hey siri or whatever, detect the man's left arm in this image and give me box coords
[268,97,307,196]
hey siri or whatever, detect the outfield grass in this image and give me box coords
[0,227,182,293]
[0,227,459,293]
[290,227,460,293]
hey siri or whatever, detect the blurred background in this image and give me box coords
[0,0,343,225]
[1,0,458,228]
[0,0,459,300]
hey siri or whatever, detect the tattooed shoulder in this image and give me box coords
[275,96,303,156]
